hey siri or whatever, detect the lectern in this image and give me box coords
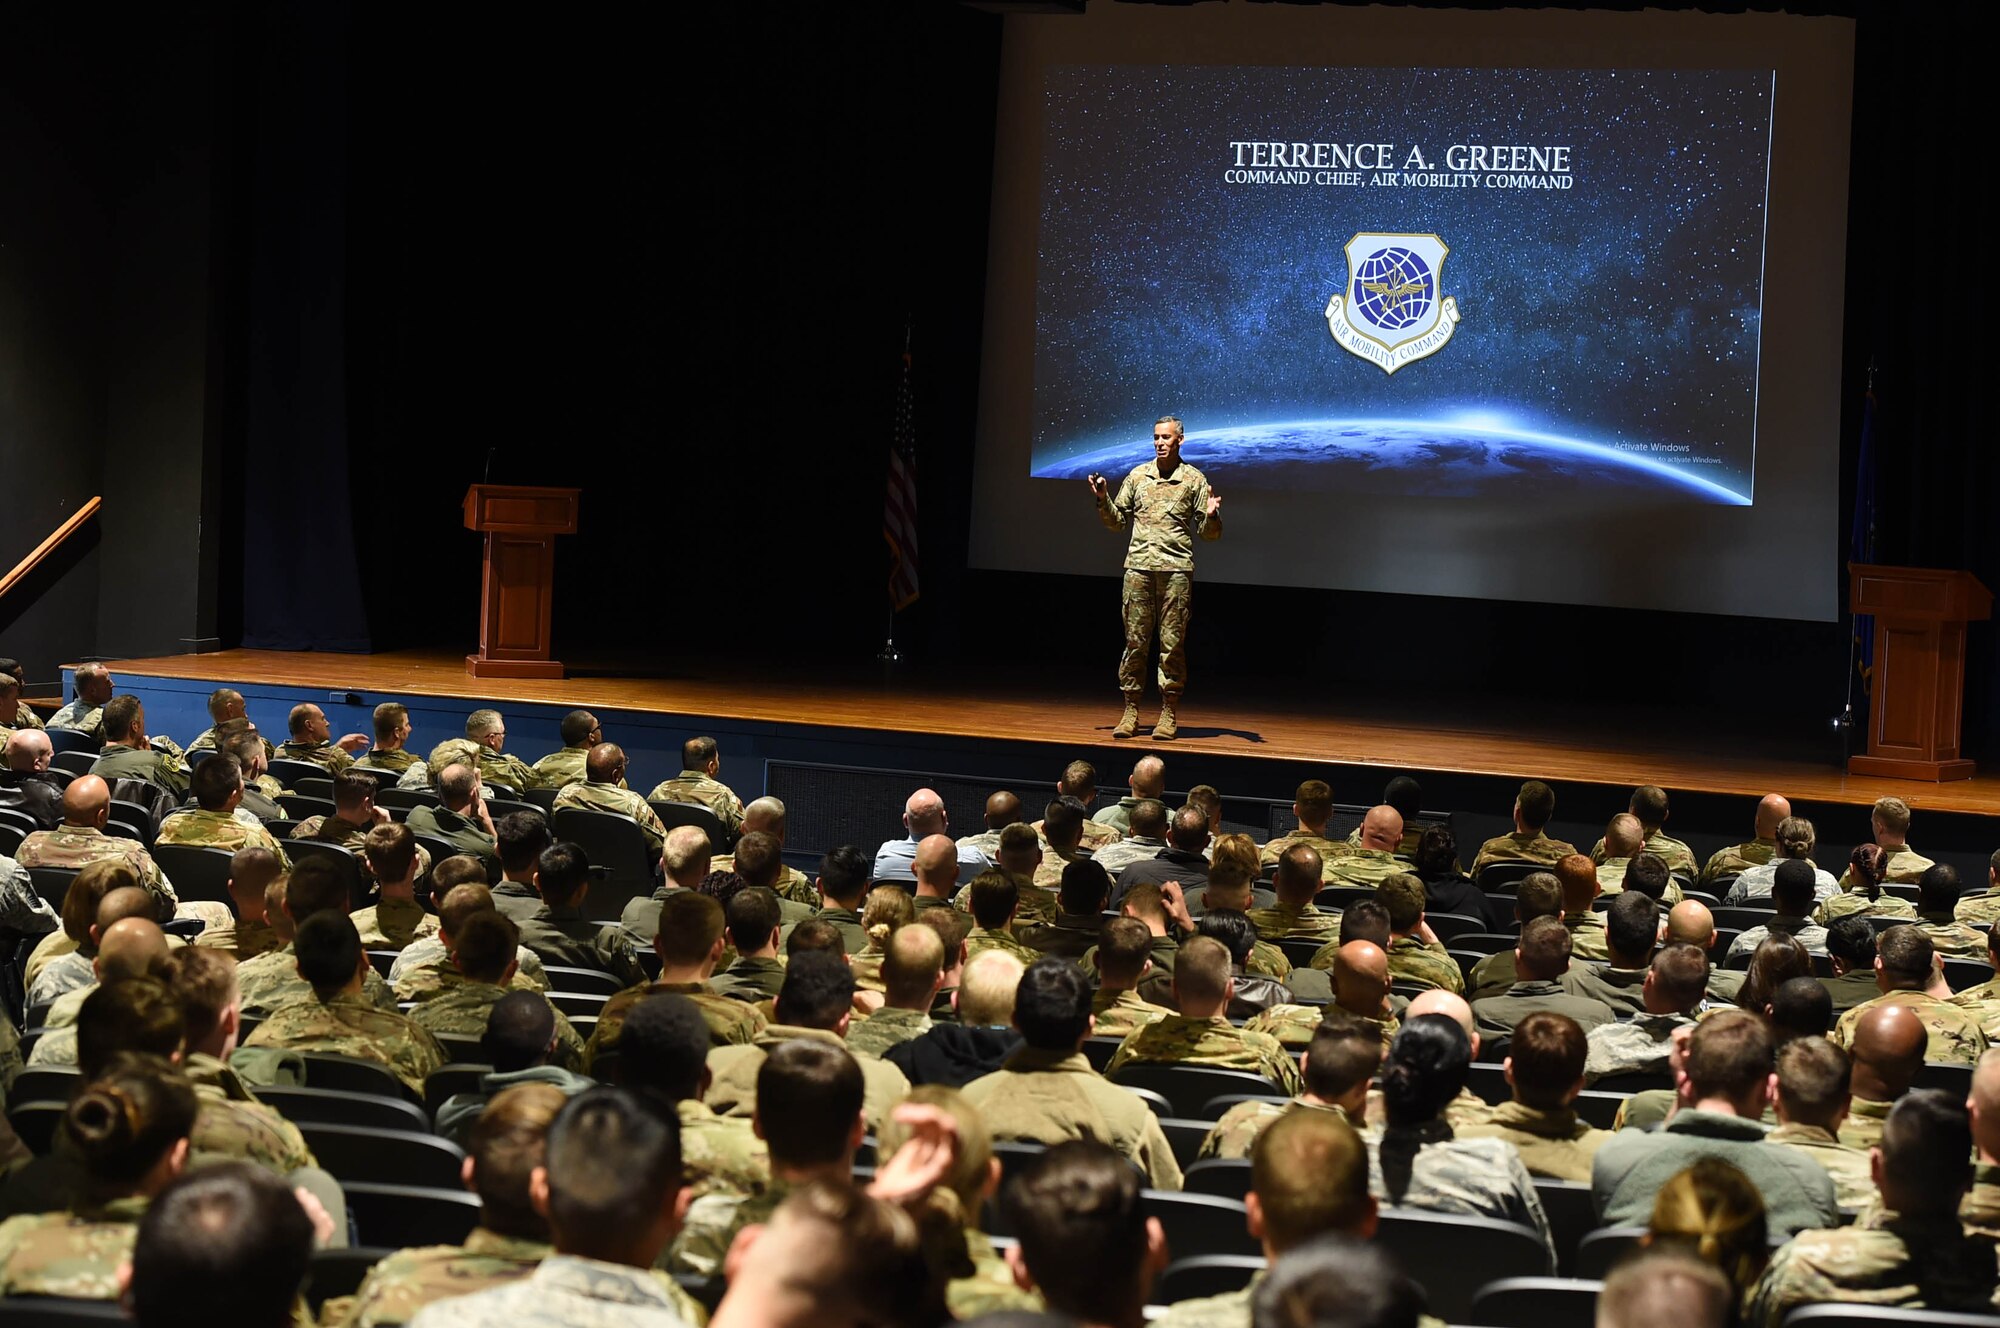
[1847,564,1992,782]
[463,485,579,680]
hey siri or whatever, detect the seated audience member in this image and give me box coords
[710,797,817,908]
[221,725,283,818]
[909,832,965,918]
[671,1038,868,1277]
[620,823,710,941]
[1914,862,1989,958]
[883,949,1025,1088]
[962,870,1039,965]
[1848,795,1938,887]
[338,1083,569,1324]
[996,1140,1170,1325]
[28,913,176,1069]
[1113,803,1212,904]
[1194,909,1290,1015]
[1472,916,1618,1043]
[1726,858,1830,960]
[391,875,549,1001]
[703,950,910,1129]
[0,727,61,829]
[1583,942,1707,1082]
[1384,989,1496,1132]
[193,846,285,963]
[610,994,768,1202]
[1739,934,1815,1021]
[796,843,873,954]
[17,774,224,929]
[127,1161,317,1328]
[550,742,668,858]
[1043,759,1121,851]
[1094,755,1166,836]
[1017,801,1089,909]
[279,701,367,772]
[1103,935,1303,1092]
[1201,1016,1381,1160]
[1770,975,1834,1045]
[1948,920,2000,1039]
[1817,841,1918,926]
[1832,924,1988,1065]
[1410,824,1502,928]
[1019,858,1113,961]
[1840,1002,1930,1149]
[848,884,916,994]
[1619,852,1680,907]
[353,821,441,950]
[1666,898,1746,1004]
[1642,1158,1770,1310]
[963,959,1181,1188]
[1460,1010,1610,1180]
[159,951,319,1178]
[47,660,113,737]
[0,667,34,740]
[1699,792,1790,887]
[1966,1049,2000,1239]
[1365,1015,1555,1262]
[911,906,970,1021]
[514,841,647,987]
[405,762,499,864]
[1083,880,1184,981]
[708,1178,947,1328]
[1467,871,1564,1001]
[707,886,790,1003]
[1954,849,2000,928]
[1766,1035,1875,1208]
[530,709,601,789]
[89,695,188,795]
[1253,937,1399,1053]
[405,1088,701,1327]
[1820,915,1883,1013]
[1591,785,1699,878]
[1750,1090,1999,1327]
[647,733,744,826]
[24,860,141,1005]
[1592,1009,1839,1236]
[234,857,397,1016]
[871,786,989,883]
[1260,778,1348,872]
[1087,916,1174,1040]
[956,788,1020,859]
[1598,1251,1737,1328]
[290,769,409,879]
[1554,853,1611,961]
[1161,1107,1381,1328]
[1093,795,1168,877]
[484,811,553,923]
[1325,805,1409,889]
[1194,831,1280,926]
[243,912,446,1095]
[1470,779,1576,876]
[1251,1236,1428,1328]
[155,752,287,861]
[1373,872,1462,994]
[589,891,765,1064]
[411,909,585,1069]
[1723,815,1838,906]
[1248,843,1340,939]
[433,989,598,1146]
[352,701,419,777]
[846,923,944,1058]
[1564,889,1659,1015]
[0,1053,197,1299]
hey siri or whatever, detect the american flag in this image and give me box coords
[883,343,920,611]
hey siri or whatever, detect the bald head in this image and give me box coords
[1358,805,1404,853]
[62,774,111,828]
[94,886,163,942]
[662,825,712,888]
[1405,989,1479,1057]
[1851,1003,1930,1101]
[741,797,786,839]
[1130,755,1166,799]
[95,916,171,981]
[903,788,947,836]
[982,791,1022,830]
[1332,941,1390,1017]
[3,728,51,773]
[912,834,959,896]
[1754,794,1792,838]
[584,742,626,783]
[1604,813,1645,858]
[1668,900,1717,948]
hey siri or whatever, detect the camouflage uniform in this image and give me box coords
[962,1044,1183,1189]
[12,824,189,923]
[1946,977,2000,1041]
[279,738,354,772]
[457,741,543,794]
[188,726,276,760]
[243,993,446,1096]
[530,745,595,790]
[1325,849,1413,891]
[1593,859,1685,904]
[846,1006,933,1059]
[400,1255,706,1328]
[1382,935,1464,994]
[237,944,399,1016]
[350,897,442,951]
[332,1228,549,1328]
[675,1097,770,1202]
[708,853,817,909]
[551,782,667,857]
[705,1025,910,1130]
[1244,901,1339,942]
[408,981,586,1071]
[46,699,105,738]
[1246,939,1293,982]
[1034,814,1122,853]
[1749,1211,1999,1328]
[1583,1012,1693,1082]
[1919,917,1991,960]
[1086,833,1162,877]
[392,943,548,999]
[706,956,786,1004]
[1590,829,1697,878]
[1103,1012,1303,1094]
[586,981,766,1071]
[292,814,431,883]
[954,872,1060,927]
[1078,932,1178,981]
[24,946,93,1007]
[156,806,290,867]
[1838,845,1936,889]
[1832,989,1989,1066]
[1562,909,1611,962]
[965,926,1039,966]
[1260,829,1352,874]
[1765,1124,1876,1209]
[12,702,44,731]
[646,770,745,836]
[1098,458,1218,701]
[181,1051,316,1173]
[1838,1096,1893,1152]
[947,1228,1045,1319]
[1816,890,1918,927]
[1247,1003,1395,1051]
[1457,1102,1610,1182]
[0,855,58,938]
[1700,837,1775,887]
[1092,987,1172,1041]
[668,1181,786,1278]
[1960,1162,2000,1240]
[1364,1132,1556,1265]
[353,748,420,778]
[90,743,189,795]
[1954,889,2000,929]
[0,1197,145,1298]
[1199,1097,1350,1161]
[1470,831,1578,878]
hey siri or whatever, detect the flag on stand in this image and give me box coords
[883,342,920,611]
[1849,372,1879,693]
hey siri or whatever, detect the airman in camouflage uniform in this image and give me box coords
[1834,989,1989,1067]
[14,820,230,932]
[530,712,604,790]
[648,737,745,835]
[710,850,817,909]
[182,1050,317,1174]
[1591,830,1697,879]
[585,981,766,1071]
[1563,909,1611,962]
[1947,969,2000,1042]
[1363,1132,1556,1265]
[552,775,667,857]
[1700,793,1791,886]
[293,815,430,885]
[237,945,400,1016]
[1955,876,2000,929]
[1245,1004,1395,1051]
[243,992,446,1096]
[965,925,1039,966]
[1458,1101,1611,1183]
[1765,1123,1876,1209]
[408,982,587,1071]
[1092,986,1172,1041]
[1383,935,1463,995]
[669,1181,787,1278]
[704,1026,910,1130]
[1104,1012,1303,1094]
[1470,829,1578,878]
[1261,830,1351,874]
[11,697,45,730]
[392,945,548,1000]
[279,737,356,773]
[157,805,290,867]
[678,1096,769,1202]
[46,700,107,740]
[1817,887,1918,927]
[0,1196,146,1299]
[1246,899,1339,942]
[1920,917,1991,960]
[1199,1096,1351,1161]
[947,1229,1045,1319]
[332,1229,550,1328]
[1749,1210,1999,1328]
[845,1007,933,1059]
[1584,1012,1693,1082]
[1325,847,1410,890]
[1091,417,1221,738]
[1961,1161,2000,1240]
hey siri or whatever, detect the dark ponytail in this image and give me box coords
[65,1052,199,1195]
[1377,1016,1471,1202]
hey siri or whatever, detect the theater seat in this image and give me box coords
[1467,1276,1603,1328]
[1109,1064,1286,1119]
[1153,1254,1265,1306]
[1181,1157,1252,1201]
[341,1182,480,1248]
[1141,1190,1260,1259]
[1781,1306,2000,1328]
[1375,1209,1553,1322]
[304,1247,392,1315]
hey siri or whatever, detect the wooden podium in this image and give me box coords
[1847,564,1992,782]
[463,485,579,680]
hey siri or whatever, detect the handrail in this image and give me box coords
[0,496,102,602]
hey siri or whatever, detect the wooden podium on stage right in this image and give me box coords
[1847,564,1992,782]
[463,484,579,681]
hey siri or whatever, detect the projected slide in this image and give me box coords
[1030,67,1774,505]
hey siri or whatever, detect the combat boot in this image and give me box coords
[1112,697,1140,739]
[1154,697,1180,741]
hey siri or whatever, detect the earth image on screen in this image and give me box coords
[1033,418,1749,505]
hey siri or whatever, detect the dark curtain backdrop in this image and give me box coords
[221,0,2000,753]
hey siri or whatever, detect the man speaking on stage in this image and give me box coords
[1086,415,1223,741]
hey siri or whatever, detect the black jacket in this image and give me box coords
[883,1023,1023,1089]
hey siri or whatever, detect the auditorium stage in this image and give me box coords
[87,647,2000,821]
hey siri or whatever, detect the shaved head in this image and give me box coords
[62,774,111,826]
[96,916,171,980]
[1851,1003,1930,1101]
[584,742,626,783]
[1332,941,1390,1017]
[741,797,786,837]
[912,834,958,893]
[1668,900,1717,947]
[1604,813,1645,858]
[4,728,51,772]
[1359,805,1404,853]
[1405,989,1473,1041]
[1755,794,1792,838]
[1130,755,1166,798]
[983,791,1022,830]
[904,788,946,835]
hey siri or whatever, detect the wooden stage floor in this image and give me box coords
[92,647,2000,818]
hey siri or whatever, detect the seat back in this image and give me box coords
[649,800,734,852]
[1181,1157,1252,1201]
[377,788,440,810]
[26,867,80,914]
[1941,959,1990,994]
[8,1066,83,1108]
[1374,1209,1553,1321]
[1782,1305,2000,1328]
[1153,1254,1266,1306]
[1080,1036,1125,1072]
[543,965,625,996]
[1108,1064,1285,1119]
[280,794,338,822]
[341,1182,481,1248]
[1531,1178,1599,1276]
[5,1101,64,1155]
[1424,912,1490,945]
[1466,1276,1604,1328]
[1157,1117,1213,1171]
[1475,862,1550,892]
[1276,936,1328,970]
[304,1247,392,1316]
[50,749,98,774]
[254,1085,431,1132]
[1573,1225,1647,1279]
[299,1052,416,1102]
[293,776,336,799]
[1590,1069,1672,1095]
[1140,1190,1260,1258]
[550,808,655,919]
[0,1295,129,1324]
[148,844,237,907]
[286,840,368,908]
[1914,1061,1974,1096]
[424,1063,494,1118]
[295,1122,466,1188]
[1453,932,1522,956]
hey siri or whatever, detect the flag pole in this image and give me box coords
[1831,358,1877,762]
[880,318,915,665]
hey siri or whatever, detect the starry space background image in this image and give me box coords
[1030,66,1774,504]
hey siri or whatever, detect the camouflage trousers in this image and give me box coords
[1118,570,1191,699]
